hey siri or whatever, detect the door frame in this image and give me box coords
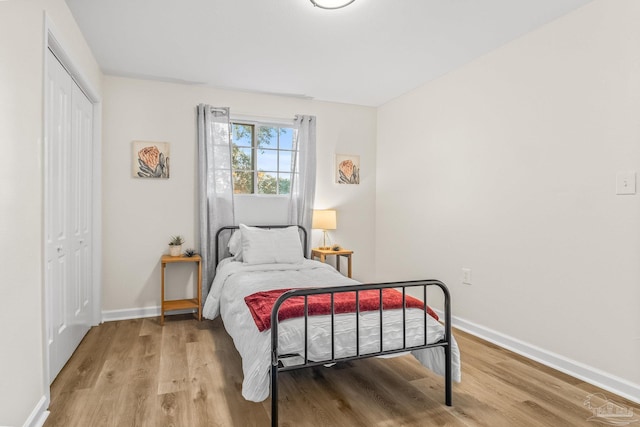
[42,13,102,404]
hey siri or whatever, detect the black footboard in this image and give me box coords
[269,280,452,426]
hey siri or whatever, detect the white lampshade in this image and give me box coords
[312,209,337,230]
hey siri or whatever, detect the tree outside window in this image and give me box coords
[231,122,296,195]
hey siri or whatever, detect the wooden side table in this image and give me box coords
[160,254,202,325]
[311,248,353,278]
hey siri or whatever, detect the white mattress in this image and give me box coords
[203,259,461,402]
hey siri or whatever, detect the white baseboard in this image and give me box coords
[434,308,640,404]
[101,306,196,322]
[102,306,159,322]
[22,395,48,427]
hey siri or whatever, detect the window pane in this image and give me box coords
[257,148,277,172]
[258,126,277,149]
[257,172,277,194]
[233,171,253,194]
[279,127,294,150]
[232,146,252,170]
[279,150,292,172]
[232,124,253,147]
[230,121,299,196]
[278,173,291,194]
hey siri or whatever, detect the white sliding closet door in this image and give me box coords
[45,49,93,383]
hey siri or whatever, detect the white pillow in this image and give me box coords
[227,230,243,261]
[240,224,304,265]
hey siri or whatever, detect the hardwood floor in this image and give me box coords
[45,315,637,426]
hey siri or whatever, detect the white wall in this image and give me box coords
[0,1,102,425]
[101,76,377,315]
[377,0,640,400]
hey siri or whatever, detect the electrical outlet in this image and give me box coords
[462,268,472,285]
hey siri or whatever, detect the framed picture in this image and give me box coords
[132,141,170,178]
[336,154,360,184]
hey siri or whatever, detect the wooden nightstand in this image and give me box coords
[160,254,202,325]
[311,248,353,278]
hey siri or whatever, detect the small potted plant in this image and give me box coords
[168,235,185,256]
[183,248,196,257]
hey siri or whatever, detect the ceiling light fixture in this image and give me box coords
[310,0,355,10]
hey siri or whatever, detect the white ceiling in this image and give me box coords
[65,0,593,107]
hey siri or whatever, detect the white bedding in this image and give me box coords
[203,259,461,402]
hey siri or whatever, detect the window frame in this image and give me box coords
[230,117,297,197]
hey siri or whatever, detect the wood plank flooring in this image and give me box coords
[45,315,638,426]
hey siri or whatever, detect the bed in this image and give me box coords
[203,225,461,426]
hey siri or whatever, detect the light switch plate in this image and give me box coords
[616,172,636,195]
[462,268,472,285]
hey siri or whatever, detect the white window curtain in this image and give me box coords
[197,104,235,297]
[288,115,317,255]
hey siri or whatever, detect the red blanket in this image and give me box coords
[244,288,439,332]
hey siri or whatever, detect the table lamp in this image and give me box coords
[312,209,337,249]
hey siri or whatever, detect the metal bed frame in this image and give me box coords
[214,226,452,427]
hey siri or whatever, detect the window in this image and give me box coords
[231,121,296,195]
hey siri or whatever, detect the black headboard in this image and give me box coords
[215,225,309,265]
